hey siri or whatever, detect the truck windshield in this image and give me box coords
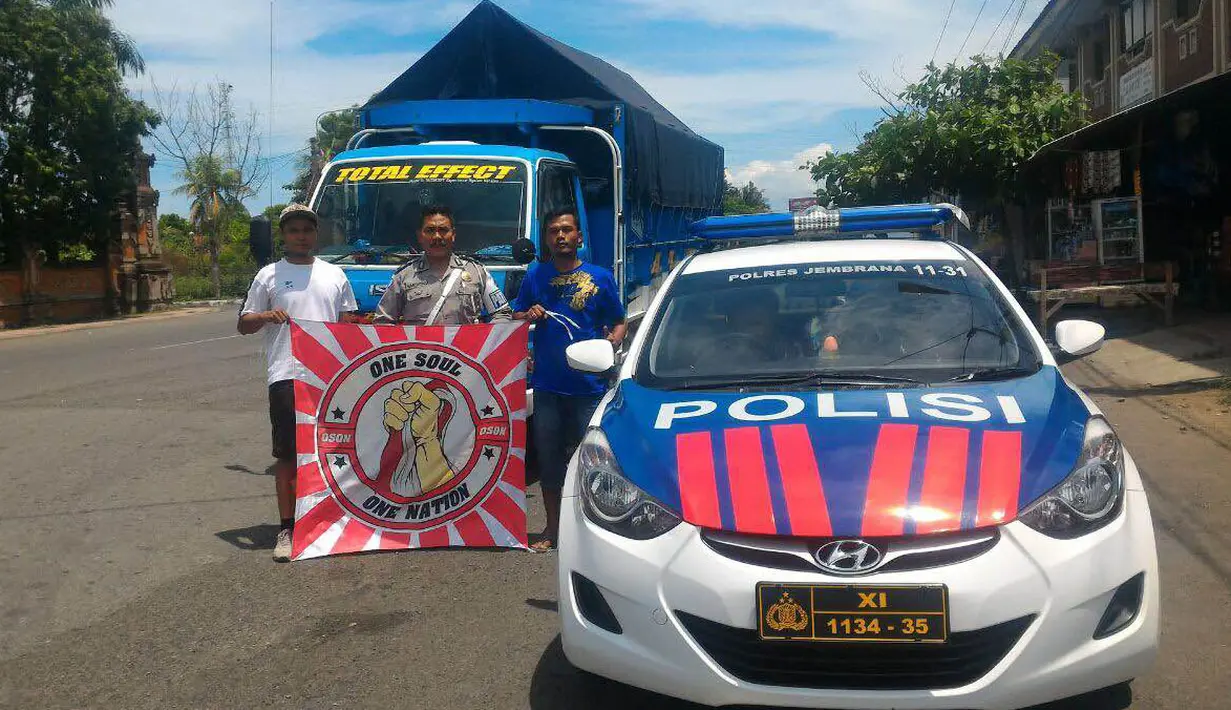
[636,257,1043,389]
[311,158,528,265]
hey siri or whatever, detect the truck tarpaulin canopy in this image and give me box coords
[364,0,724,210]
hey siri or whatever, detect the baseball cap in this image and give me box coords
[279,203,318,227]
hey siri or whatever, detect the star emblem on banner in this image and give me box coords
[481,404,495,417]
[482,447,496,460]
[333,455,346,468]
[331,407,346,421]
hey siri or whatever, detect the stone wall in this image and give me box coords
[0,153,174,329]
[0,265,114,328]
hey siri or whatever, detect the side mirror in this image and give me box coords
[566,339,615,373]
[512,238,536,265]
[1054,319,1105,362]
[248,215,272,265]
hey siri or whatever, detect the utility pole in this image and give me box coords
[268,0,275,210]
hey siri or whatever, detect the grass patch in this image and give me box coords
[1218,377,1231,407]
[173,271,257,301]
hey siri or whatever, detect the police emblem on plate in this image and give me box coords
[765,591,810,633]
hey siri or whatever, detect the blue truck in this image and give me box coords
[307,0,725,318]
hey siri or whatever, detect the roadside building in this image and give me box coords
[1012,0,1231,309]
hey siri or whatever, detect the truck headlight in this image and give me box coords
[1020,417,1124,538]
[578,428,682,540]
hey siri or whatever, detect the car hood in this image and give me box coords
[598,367,1091,538]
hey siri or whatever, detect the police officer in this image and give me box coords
[375,204,513,325]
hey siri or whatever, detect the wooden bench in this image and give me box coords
[1023,262,1178,332]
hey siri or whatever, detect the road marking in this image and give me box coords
[151,334,243,350]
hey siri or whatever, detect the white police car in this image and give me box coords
[554,204,1159,709]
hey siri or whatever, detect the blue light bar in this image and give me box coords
[689,203,970,241]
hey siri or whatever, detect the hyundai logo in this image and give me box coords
[814,540,884,574]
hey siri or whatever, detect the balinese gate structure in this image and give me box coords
[0,154,174,328]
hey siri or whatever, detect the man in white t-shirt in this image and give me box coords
[238,203,358,562]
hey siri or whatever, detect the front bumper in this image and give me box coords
[557,478,1158,709]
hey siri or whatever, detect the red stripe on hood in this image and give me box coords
[977,431,1022,527]
[725,427,776,535]
[770,424,832,536]
[861,424,918,537]
[676,431,722,529]
[916,426,970,535]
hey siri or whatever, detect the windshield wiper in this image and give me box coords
[942,365,1042,383]
[672,371,924,390]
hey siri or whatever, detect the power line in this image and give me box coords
[981,0,1019,55]
[1000,0,1031,55]
[932,0,959,65]
[955,0,990,62]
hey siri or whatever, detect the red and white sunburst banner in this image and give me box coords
[288,319,530,560]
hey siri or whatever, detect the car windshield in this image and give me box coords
[311,158,528,265]
[637,256,1042,389]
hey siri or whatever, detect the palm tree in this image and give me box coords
[175,155,245,298]
[49,0,146,76]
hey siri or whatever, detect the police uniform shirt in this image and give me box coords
[374,254,512,325]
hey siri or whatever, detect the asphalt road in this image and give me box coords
[0,309,1228,710]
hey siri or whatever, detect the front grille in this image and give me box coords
[676,612,1033,690]
[701,528,999,576]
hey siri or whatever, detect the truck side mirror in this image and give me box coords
[512,238,536,265]
[249,215,273,265]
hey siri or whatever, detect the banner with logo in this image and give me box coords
[288,320,529,560]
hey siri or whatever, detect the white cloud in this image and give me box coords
[108,0,462,213]
[106,0,1051,215]
[615,0,1051,136]
[726,143,832,210]
[621,0,1049,55]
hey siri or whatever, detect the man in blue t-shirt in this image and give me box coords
[514,208,627,551]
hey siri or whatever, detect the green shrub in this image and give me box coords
[172,269,258,301]
[173,275,214,301]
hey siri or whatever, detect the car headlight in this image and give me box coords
[1020,417,1124,538]
[578,428,682,540]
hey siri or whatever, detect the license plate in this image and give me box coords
[756,583,948,643]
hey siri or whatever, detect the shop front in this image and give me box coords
[1022,71,1231,313]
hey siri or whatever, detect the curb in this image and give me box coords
[175,298,243,308]
[0,305,228,341]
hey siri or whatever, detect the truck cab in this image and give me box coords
[309,141,589,313]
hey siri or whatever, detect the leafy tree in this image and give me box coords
[804,53,1086,273]
[172,153,250,294]
[158,213,192,253]
[285,107,360,203]
[262,203,287,221]
[723,179,771,215]
[0,0,158,267]
[149,80,263,297]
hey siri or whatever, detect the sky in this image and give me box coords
[107,0,1050,216]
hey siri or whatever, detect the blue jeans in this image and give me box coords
[532,390,603,493]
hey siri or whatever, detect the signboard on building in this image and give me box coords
[788,197,819,213]
[1118,61,1154,111]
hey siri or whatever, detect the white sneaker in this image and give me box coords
[273,528,293,562]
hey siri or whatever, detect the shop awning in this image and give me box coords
[1025,71,1231,164]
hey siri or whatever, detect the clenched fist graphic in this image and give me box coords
[376,380,456,497]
